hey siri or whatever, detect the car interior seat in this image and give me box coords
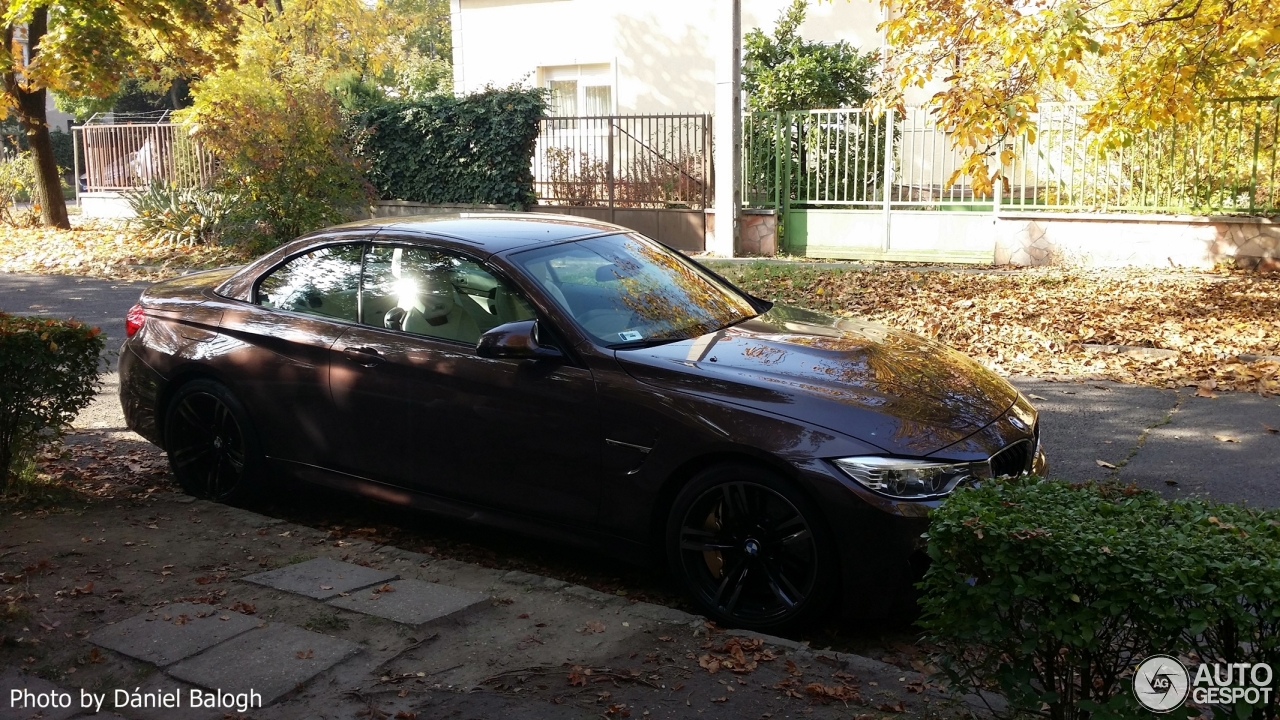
[385,269,480,344]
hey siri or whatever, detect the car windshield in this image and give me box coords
[511,233,759,347]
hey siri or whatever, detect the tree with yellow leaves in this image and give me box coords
[3,0,243,228]
[179,0,451,246]
[867,0,1280,195]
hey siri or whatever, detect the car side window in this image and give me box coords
[256,244,364,322]
[361,245,536,345]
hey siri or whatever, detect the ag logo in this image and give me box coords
[1135,655,1190,713]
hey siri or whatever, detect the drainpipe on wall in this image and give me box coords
[711,0,742,257]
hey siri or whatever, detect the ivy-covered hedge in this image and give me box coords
[922,477,1280,720]
[0,314,103,486]
[352,87,548,207]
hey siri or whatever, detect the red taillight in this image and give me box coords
[125,303,145,337]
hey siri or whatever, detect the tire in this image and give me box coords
[665,463,838,632]
[164,379,262,503]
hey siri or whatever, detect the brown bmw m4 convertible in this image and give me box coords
[119,213,1045,631]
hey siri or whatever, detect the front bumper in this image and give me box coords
[797,459,933,620]
[807,399,1046,620]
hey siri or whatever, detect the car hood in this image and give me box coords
[614,304,1019,457]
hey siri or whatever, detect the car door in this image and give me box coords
[328,241,603,527]
[216,239,366,466]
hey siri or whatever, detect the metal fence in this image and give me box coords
[73,116,216,192]
[1005,98,1279,213]
[746,97,1280,215]
[533,114,712,209]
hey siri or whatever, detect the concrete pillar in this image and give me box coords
[711,0,741,256]
[450,0,465,96]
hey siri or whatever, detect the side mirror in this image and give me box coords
[476,320,564,361]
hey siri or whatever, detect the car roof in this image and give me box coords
[214,212,631,302]
[335,212,626,254]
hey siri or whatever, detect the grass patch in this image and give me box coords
[303,612,350,633]
[1,448,89,511]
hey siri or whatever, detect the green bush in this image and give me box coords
[125,183,237,246]
[0,152,38,224]
[352,85,547,207]
[0,314,103,488]
[49,129,74,173]
[922,477,1280,720]
[183,59,373,249]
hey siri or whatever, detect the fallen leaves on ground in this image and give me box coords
[697,636,777,675]
[804,681,862,704]
[0,220,250,282]
[721,264,1280,395]
[228,601,256,614]
[28,432,176,503]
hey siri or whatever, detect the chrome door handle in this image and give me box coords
[342,347,384,367]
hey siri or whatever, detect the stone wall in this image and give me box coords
[705,209,777,257]
[994,214,1280,270]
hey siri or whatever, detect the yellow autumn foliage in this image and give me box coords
[862,0,1280,195]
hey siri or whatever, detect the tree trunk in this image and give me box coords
[3,10,70,229]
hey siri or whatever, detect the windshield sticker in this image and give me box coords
[618,331,643,342]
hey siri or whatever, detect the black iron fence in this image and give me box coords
[533,114,712,210]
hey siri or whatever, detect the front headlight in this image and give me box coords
[831,456,988,500]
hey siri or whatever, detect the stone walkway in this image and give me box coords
[2,494,957,720]
[6,557,489,719]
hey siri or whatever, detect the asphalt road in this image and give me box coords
[0,272,149,371]
[4,271,1279,507]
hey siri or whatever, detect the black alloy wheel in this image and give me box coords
[668,464,835,631]
[164,379,260,502]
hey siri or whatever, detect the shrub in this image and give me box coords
[352,85,547,207]
[0,314,103,489]
[125,183,238,246]
[922,477,1280,720]
[48,129,74,173]
[183,58,373,249]
[0,152,38,225]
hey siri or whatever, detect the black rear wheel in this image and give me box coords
[164,379,261,502]
[666,463,837,631]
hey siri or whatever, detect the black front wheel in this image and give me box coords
[164,379,261,503]
[666,463,837,632]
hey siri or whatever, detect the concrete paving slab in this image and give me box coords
[326,578,488,626]
[241,557,398,600]
[88,602,258,667]
[166,624,361,706]
[1121,391,1280,507]
[1009,377,1179,482]
[0,671,80,720]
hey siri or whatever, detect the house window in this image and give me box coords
[550,80,578,117]
[542,64,613,119]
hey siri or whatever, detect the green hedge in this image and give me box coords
[922,477,1280,720]
[0,314,103,486]
[352,86,547,207]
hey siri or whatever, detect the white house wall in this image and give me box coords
[451,0,892,114]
